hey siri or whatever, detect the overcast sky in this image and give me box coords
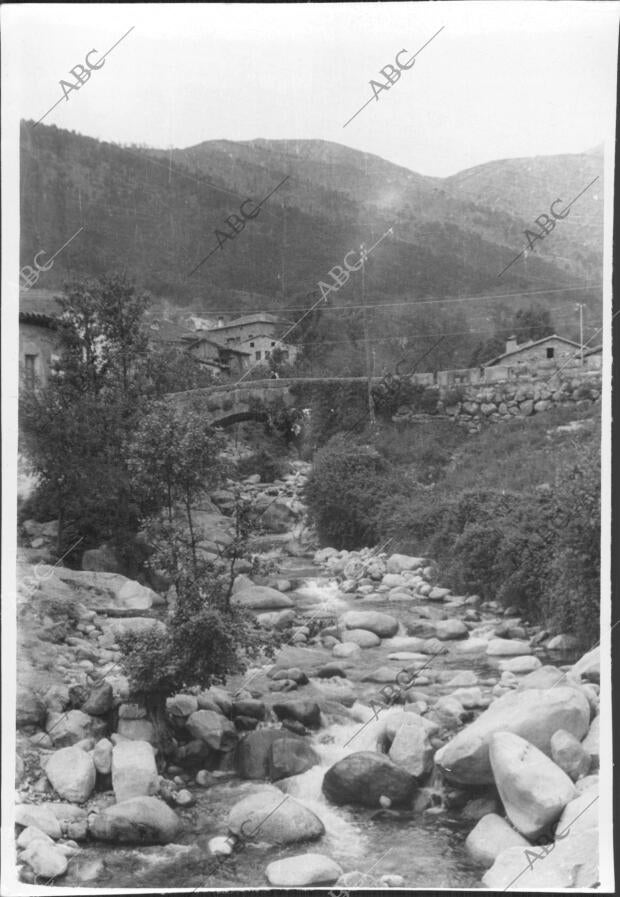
[3,2,619,177]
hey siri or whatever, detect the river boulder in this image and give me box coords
[44,746,96,804]
[489,732,576,839]
[232,586,294,609]
[273,700,321,728]
[486,638,532,656]
[20,840,68,879]
[498,656,542,674]
[269,738,320,781]
[15,804,62,839]
[266,854,343,886]
[435,619,469,640]
[482,825,598,889]
[388,717,435,778]
[45,709,107,747]
[187,710,238,751]
[228,789,324,844]
[340,611,399,639]
[386,554,426,573]
[550,729,591,780]
[581,715,599,769]
[322,751,417,807]
[236,729,290,779]
[344,629,381,648]
[556,788,599,837]
[434,686,590,785]
[89,796,182,844]
[111,740,158,803]
[465,813,530,867]
[570,646,599,683]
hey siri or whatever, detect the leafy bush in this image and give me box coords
[305,435,393,548]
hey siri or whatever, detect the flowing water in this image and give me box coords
[62,564,569,889]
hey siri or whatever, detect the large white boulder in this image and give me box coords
[111,740,158,803]
[20,840,68,879]
[435,619,468,641]
[265,854,343,886]
[388,716,435,778]
[89,796,181,844]
[340,611,399,638]
[465,813,529,868]
[228,789,324,844]
[498,656,542,674]
[489,732,576,839]
[45,746,96,804]
[555,788,599,838]
[486,638,532,656]
[434,686,590,785]
[45,709,106,747]
[482,826,598,889]
[33,566,158,613]
[232,585,294,609]
[344,629,381,648]
[386,554,426,573]
[15,804,62,839]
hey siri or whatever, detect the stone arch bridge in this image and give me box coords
[167,377,375,427]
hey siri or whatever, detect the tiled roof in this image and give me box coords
[19,290,63,323]
[211,312,288,330]
[486,333,582,366]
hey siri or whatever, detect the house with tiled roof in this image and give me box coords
[19,290,63,388]
[203,313,298,366]
[485,333,583,368]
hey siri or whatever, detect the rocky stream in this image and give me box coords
[14,462,601,890]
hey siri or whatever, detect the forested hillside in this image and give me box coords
[20,123,603,372]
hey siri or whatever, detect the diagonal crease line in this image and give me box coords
[187,175,290,277]
[502,793,600,891]
[32,27,135,128]
[498,176,600,278]
[343,26,445,128]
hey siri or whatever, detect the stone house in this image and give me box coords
[485,334,584,368]
[203,313,298,365]
[19,292,62,389]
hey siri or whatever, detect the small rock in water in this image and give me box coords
[379,795,392,808]
[174,789,195,807]
[381,874,405,887]
[265,853,343,886]
[209,835,236,856]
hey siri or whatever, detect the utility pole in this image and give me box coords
[576,303,585,364]
[360,243,375,425]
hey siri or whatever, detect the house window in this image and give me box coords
[249,342,255,348]
[265,350,271,359]
[546,347,555,359]
[255,351,261,360]
[24,354,36,389]
[271,341,275,347]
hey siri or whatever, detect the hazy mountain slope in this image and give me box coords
[19,123,602,336]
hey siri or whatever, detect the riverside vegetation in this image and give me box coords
[14,275,602,888]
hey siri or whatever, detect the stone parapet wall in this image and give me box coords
[396,368,601,432]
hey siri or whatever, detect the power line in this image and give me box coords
[289,318,601,350]
[168,283,603,318]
